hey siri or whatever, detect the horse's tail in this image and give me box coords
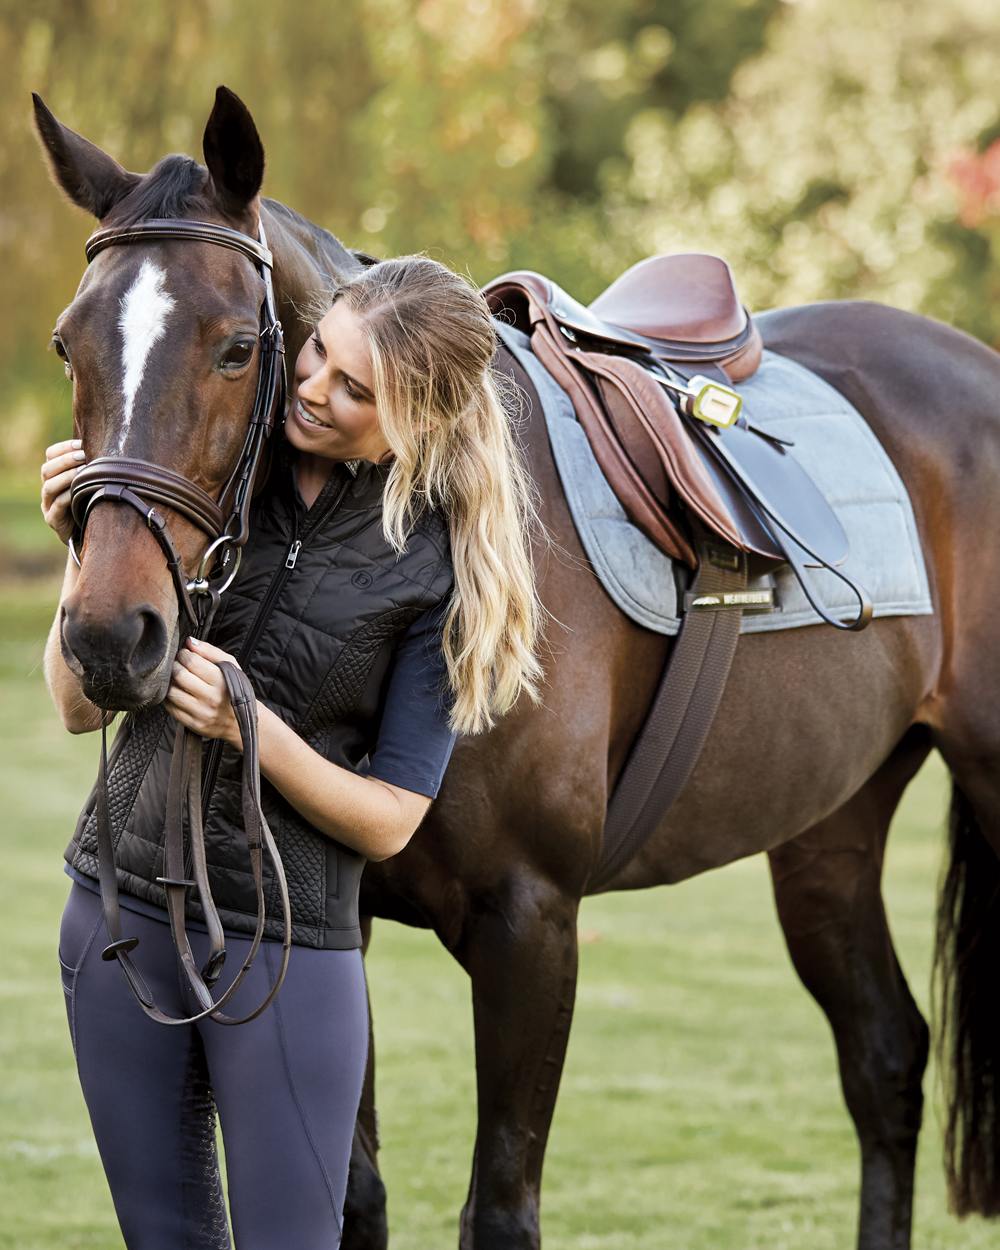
[934,780,1000,1216]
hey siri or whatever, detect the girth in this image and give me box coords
[72,216,291,1025]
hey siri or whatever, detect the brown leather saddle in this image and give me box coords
[483,253,871,632]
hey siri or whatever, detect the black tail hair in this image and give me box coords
[934,782,1000,1216]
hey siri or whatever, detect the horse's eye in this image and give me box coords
[52,335,73,380]
[222,339,255,369]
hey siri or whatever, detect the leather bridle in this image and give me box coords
[70,217,292,1025]
[69,217,287,627]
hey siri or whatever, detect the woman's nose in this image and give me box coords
[297,370,327,405]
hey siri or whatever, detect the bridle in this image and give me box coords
[70,217,292,1026]
[69,217,287,630]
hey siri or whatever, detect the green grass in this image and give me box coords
[1,576,994,1248]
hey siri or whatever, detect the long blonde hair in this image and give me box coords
[317,255,546,736]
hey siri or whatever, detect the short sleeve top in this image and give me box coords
[356,594,459,798]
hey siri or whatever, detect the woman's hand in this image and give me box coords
[41,438,87,543]
[164,638,249,749]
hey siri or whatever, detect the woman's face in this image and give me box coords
[287,300,391,464]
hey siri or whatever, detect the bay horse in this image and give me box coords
[33,86,1000,1250]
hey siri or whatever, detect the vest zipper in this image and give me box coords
[197,472,354,825]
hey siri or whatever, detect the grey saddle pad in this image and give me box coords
[496,321,933,636]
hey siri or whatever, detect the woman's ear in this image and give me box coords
[32,93,139,219]
[202,85,265,219]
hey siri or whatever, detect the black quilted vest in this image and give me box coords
[65,445,454,949]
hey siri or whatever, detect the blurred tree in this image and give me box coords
[537,0,779,199]
[613,0,1000,340]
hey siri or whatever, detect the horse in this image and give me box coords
[33,86,1000,1250]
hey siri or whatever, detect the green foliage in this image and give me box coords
[614,0,1000,338]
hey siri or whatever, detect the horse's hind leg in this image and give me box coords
[767,726,933,1250]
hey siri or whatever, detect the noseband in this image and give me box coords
[73,217,292,1026]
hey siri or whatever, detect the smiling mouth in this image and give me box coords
[295,399,333,429]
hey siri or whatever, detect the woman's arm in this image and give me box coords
[43,553,107,734]
[256,704,432,861]
[166,637,432,862]
[39,438,106,733]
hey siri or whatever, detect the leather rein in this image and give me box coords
[70,217,292,1025]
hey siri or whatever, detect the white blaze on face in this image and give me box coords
[116,259,175,451]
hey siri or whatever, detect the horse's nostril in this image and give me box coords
[128,609,169,681]
[62,603,169,684]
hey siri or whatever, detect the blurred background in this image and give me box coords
[4,2,1000,1246]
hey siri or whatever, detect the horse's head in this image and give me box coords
[34,86,278,711]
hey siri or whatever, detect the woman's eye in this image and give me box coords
[344,379,362,401]
[222,340,255,369]
[312,335,325,357]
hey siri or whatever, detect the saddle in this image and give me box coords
[482,253,871,632]
[484,253,873,892]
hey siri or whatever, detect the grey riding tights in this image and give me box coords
[58,881,369,1250]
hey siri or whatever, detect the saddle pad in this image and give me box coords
[496,321,934,636]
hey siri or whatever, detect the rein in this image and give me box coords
[71,217,292,1025]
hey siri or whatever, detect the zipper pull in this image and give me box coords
[285,539,302,570]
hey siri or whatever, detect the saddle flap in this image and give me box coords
[702,420,850,570]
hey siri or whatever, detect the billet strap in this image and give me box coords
[589,529,749,892]
[96,661,292,1026]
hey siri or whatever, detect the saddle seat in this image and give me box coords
[489,253,763,382]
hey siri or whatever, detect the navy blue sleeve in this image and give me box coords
[358,596,459,799]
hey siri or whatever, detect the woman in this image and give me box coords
[40,255,546,1250]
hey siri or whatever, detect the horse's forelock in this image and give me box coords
[104,155,215,228]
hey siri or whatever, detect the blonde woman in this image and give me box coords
[43,254,545,1249]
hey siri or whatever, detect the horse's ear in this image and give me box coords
[32,93,138,219]
[202,86,264,218]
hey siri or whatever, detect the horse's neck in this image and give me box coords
[260,199,365,363]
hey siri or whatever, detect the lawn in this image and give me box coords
[1,575,993,1249]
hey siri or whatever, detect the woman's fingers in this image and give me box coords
[165,685,201,715]
[41,447,86,480]
[41,466,79,504]
[44,438,83,460]
[187,638,238,667]
[176,646,229,684]
[166,660,239,744]
[169,660,216,700]
[40,442,86,543]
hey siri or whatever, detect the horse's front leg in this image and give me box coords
[455,868,581,1250]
